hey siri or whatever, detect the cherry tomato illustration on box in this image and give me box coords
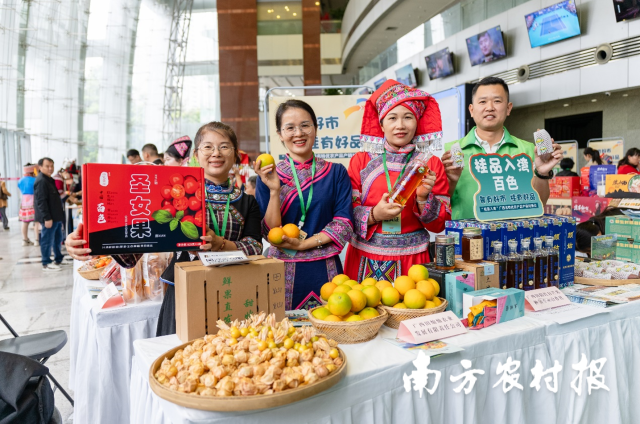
[161,204,176,216]
[184,176,198,195]
[173,196,188,211]
[170,184,185,199]
[181,215,196,225]
[161,185,173,200]
[169,173,184,186]
[195,185,202,202]
[161,199,172,207]
[194,210,203,227]
[188,196,202,211]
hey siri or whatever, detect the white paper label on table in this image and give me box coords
[198,251,250,267]
[397,311,467,344]
[95,282,125,310]
[525,287,571,311]
[525,303,608,324]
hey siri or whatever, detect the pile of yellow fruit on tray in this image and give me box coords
[312,265,442,322]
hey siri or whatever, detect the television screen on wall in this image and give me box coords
[373,77,387,89]
[525,0,581,48]
[465,26,506,66]
[425,48,454,80]
[394,64,417,88]
[612,0,640,22]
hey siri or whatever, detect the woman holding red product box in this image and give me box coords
[154,122,264,336]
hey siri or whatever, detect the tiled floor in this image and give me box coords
[0,218,75,422]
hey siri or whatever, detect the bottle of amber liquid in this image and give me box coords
[545,236,560,288]
[488,241,507,289]
[533,237,548,289]
[461,227,483,262]
[389,152,432,205]
[506,240,523,289]
[521,239,535,291]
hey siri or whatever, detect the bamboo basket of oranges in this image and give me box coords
[77,256,113,280]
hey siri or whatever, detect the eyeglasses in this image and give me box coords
[198,144,234,156]
[280,122,314,137]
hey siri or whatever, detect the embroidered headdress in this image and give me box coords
[360,79,443,153]
[166,135,193,160]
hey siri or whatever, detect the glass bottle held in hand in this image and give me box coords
[533,237,548,289]
[506,240,523,289]
[521,239,535,291]
[545,236,560,288]
[388,152,432,205]
[489,241,507,289]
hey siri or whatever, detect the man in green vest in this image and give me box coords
[442,77,562,220]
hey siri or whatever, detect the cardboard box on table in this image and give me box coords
[174,256,286,342]
[572,196,611,223]
[544,198,572,217]
[445,271,475,318]
[551,215,576,288]
[462,287,525,328]
[605,215,640,263]
[423,264,462,301]
[454,260,500,291]
[549,176,580,198]
[605,174,640,198]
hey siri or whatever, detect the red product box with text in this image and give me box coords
[82,164,205,255]
[572,196,611,223]
[549,176,580,198]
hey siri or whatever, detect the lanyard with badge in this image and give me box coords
[381,149,412,234]
[206,180,231,238]
[288,154,315,239]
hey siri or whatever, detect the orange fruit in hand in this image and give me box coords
[256,153,275,168]
[282,223,300,239]
[268,227,285,245]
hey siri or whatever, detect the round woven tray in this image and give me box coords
[307,306,388,344]
[76,267,103,280]
[379,297,448,329]
[149,340,347,411]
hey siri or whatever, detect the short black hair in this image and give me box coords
[560,157,575,170]
[38,157,53,166]
[142,144,158,155]
[247,175,257,188]
[127,149,140,158]
[275,99,318,132]
[472,76,510,102]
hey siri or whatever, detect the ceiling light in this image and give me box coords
[591,99,597,102]
[563,103,569,107]
[293,12,297,16]
[285,6,289,11]
[315,1,320,5]
[623,93,629,97]
[277,15,280,18]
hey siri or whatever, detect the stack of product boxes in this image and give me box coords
[444,215,576,289]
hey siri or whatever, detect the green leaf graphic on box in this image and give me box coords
[170,219,179,231]
[152,209,173,224]
[176,210,184,220]
[469,153,543,221]
[181,220,199,240]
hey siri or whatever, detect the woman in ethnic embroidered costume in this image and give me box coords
[255,100,353,310]
[156,122,263,336]
[344,80,451,282]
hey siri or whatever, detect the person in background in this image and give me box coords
[583,147,603,166]
[142,143,164,165]
[163,136,192,167]
[127,149,142,164]
[617,147,640,174]
[555,158,579,177]
[576,220,600,258]
[18,164,40,245]
[34,157,66,272]
[245,175,257,196]
[0,172,11,230]
[255,99,354,310]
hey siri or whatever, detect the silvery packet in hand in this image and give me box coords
[450,142,464,168]
[533,129,553,162]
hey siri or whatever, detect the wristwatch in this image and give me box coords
[534,169,554,180]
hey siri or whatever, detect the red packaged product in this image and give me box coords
[549,176,580,198]
[572,196,611,223]
[82,164,205,255]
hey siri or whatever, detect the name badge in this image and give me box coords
[382,214,402,234]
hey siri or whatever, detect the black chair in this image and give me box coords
[0,313,74,407]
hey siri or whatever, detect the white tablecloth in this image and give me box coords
[68,260,162,424]
[129,301,640,424]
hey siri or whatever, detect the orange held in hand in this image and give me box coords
[282,223,300,239]
[268,227,285,245]
[256,153,275,168]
